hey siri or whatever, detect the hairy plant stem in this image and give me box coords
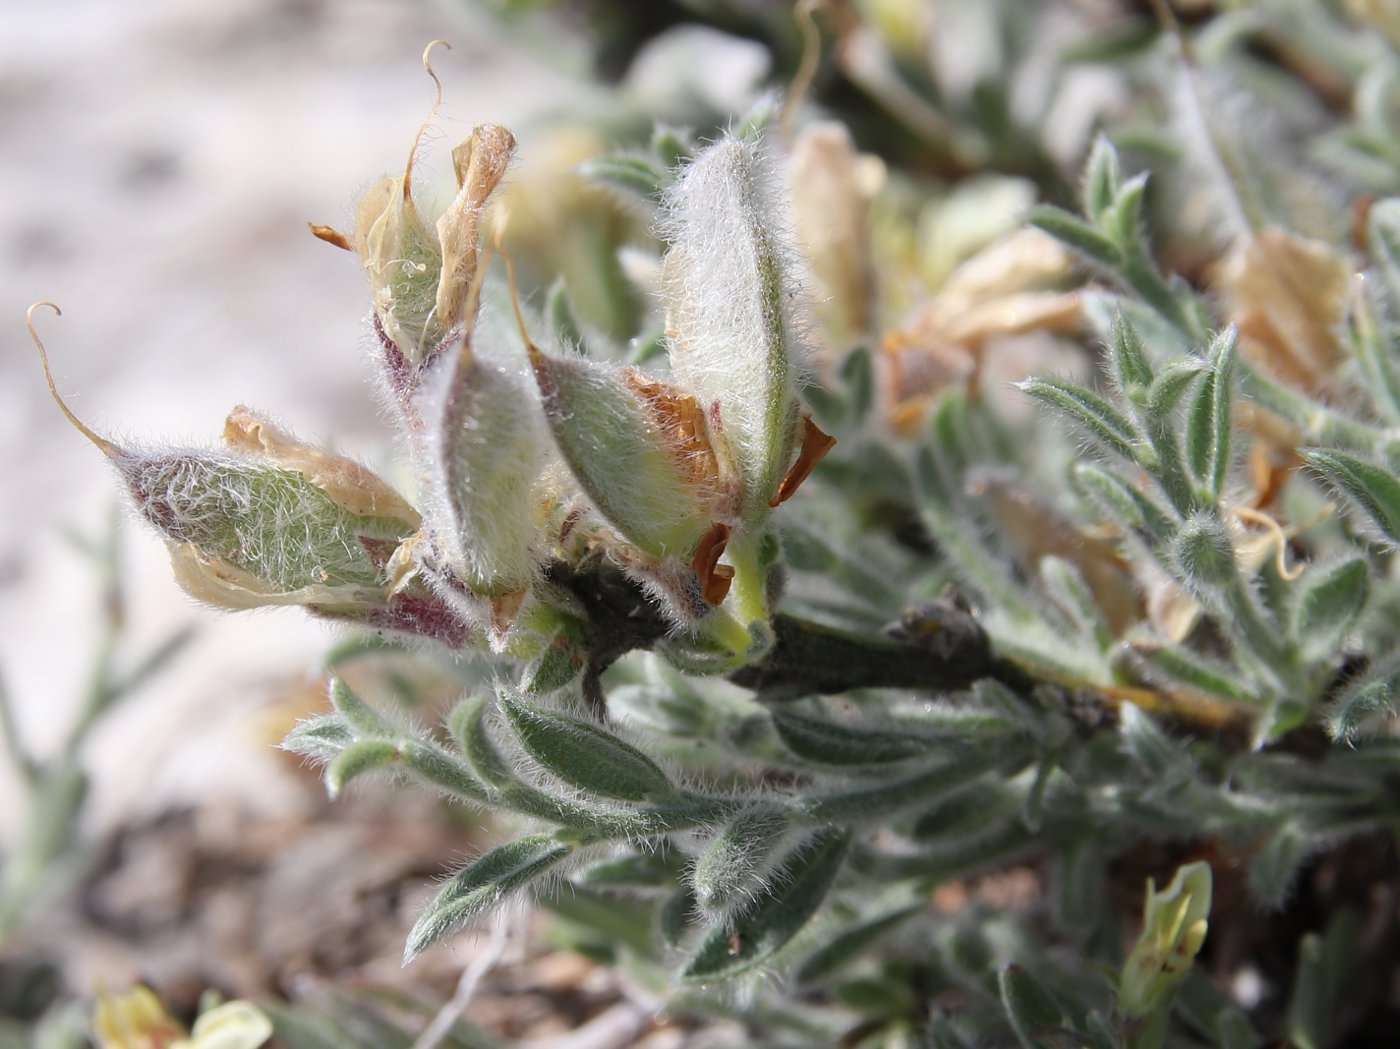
[544,560,1251,743]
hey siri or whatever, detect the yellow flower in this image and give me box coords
[94,987,272,1049]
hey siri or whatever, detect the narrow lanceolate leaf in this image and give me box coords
[325,739,400,797]
[1072,462,1177,540]
[1185,333,1236,495]
[1110,312,1154,392]
[1206,328,1237,495]
[1294,558,1369,662]
[281,713,355,761]
[1302,449,1400,544]
[692,805,789,914]
[1348,278,1400,424]
[1326,653,1400,740]
[771,709,933,766]
[794,903,923,985]
[1017,377,1139,460]
[1249,822,1312,908]
[999,965,1065,1049]
[1028,205,1120,269]
[449,695,513,788]
[1146,358,1206,417]
[405,835,572,961]
[578,154,668,203]
[500,693,675,801]
[329,677,402,738]
[1185,368,1220,491]
[1082,135,1122,221]
[683,828,850,981]
[529,351,718,559]
[662,132,807,523]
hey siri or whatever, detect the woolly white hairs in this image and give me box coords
[121,449,396,596]
[661,132,812,524]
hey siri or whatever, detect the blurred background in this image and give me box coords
[5,0,1392,1044]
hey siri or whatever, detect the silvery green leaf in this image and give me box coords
[398,741,489,804]
[449,696,513,788]
[1119,704,1196,790]
[1040,556,1112,653]
[1146,358,1206,417]
[1110,312,1154,392]
[325,739,400,797]
[546,278,584,350]
[1029,205,1120,269]
[1131,641,1259,706]
[578,851,677,889]
[839,345,875,429]
[793,902,922,986]
[501,693,675,802]
[578,154,668,203]
[1183,329,1236,495]
[282,713,354,761]
[998,965,1065,1049]
[1326,654,1400,740]
[1072,462,1177,539]
[682,828,849,981]
[771,709,934,766]
[542,886,657,958]
[1018,377,1140,460]
[1083,134,1122,221]
[405,835,572,961]
[1368,198,1400,297]
[1285,911,1358,1049]
[1348,278,1400,424]
[1303,448,1400,545]
[692,805,789,913]
[1106,171,1149,246]
[1294,558,1369,662]
[801,746,1024,823]
[328,677,401,739]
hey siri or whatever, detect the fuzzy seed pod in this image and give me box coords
[413,303,547,606]
[661,132,812,529]
[530,349,725,560]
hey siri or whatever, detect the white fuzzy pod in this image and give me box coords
[661,133,808,525]
[414,304,546,597]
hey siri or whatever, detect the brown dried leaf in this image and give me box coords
[1215,228,1351,400]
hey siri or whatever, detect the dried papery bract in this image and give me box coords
[790,121,878,349]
